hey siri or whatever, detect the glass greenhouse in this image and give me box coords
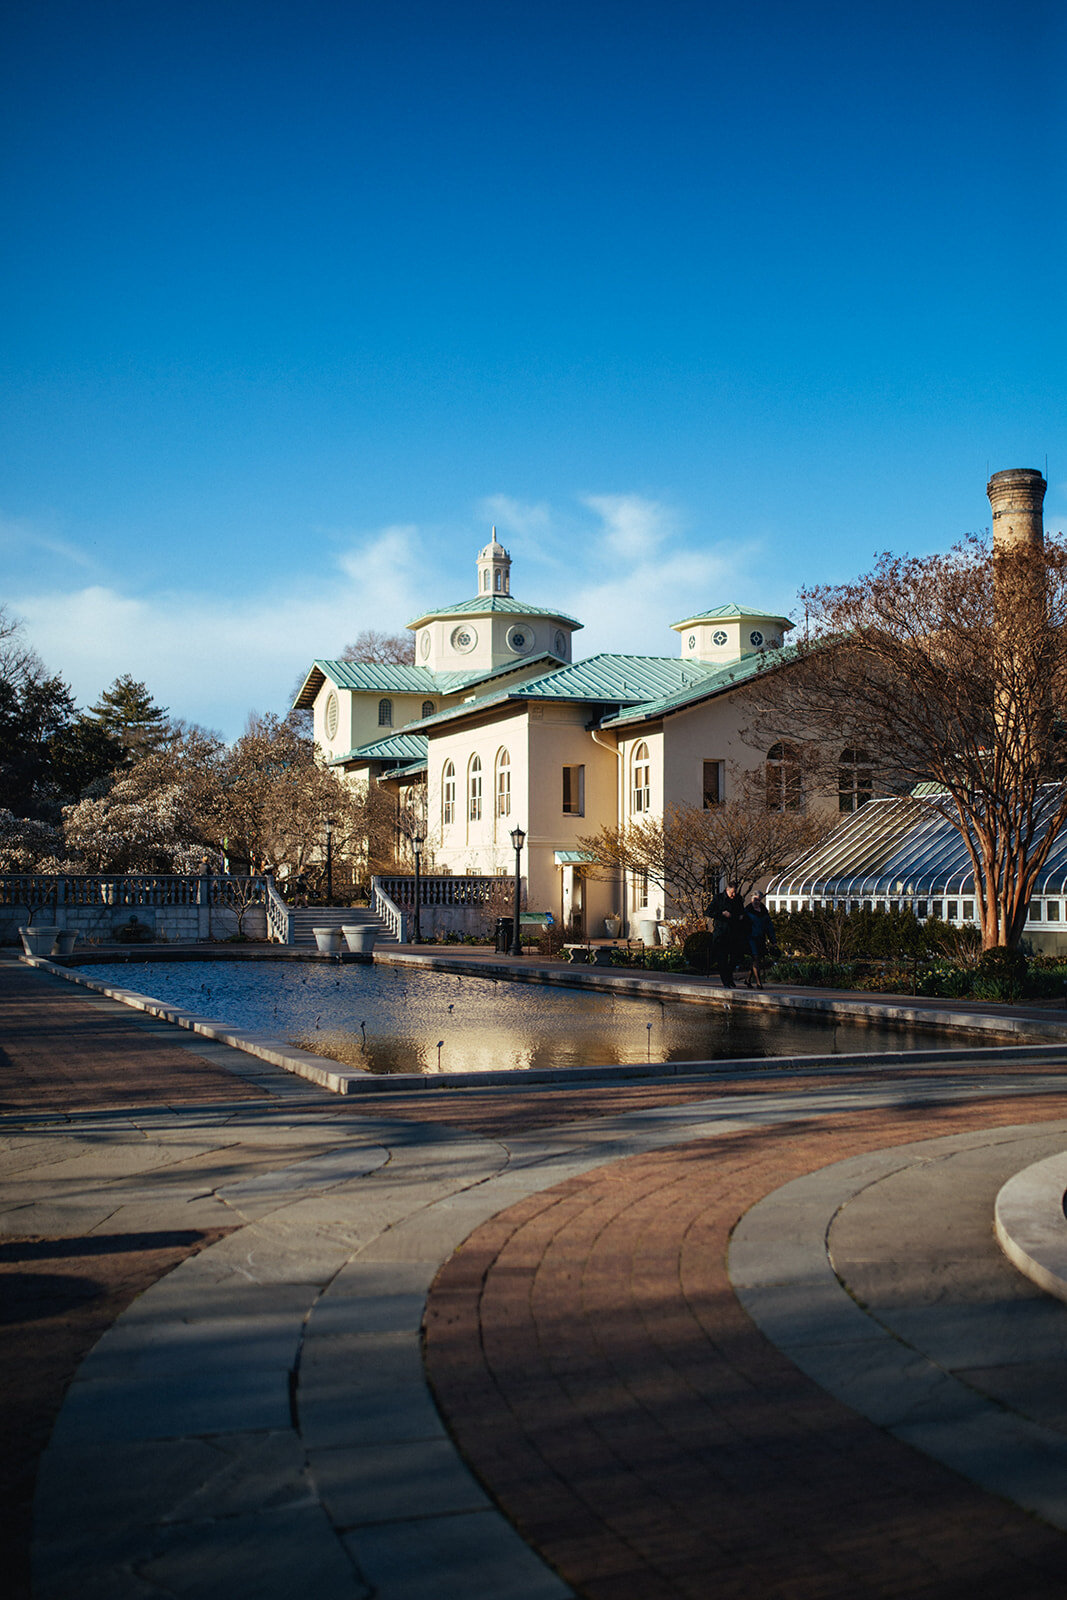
[765,790,1067,949]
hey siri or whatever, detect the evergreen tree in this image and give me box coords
[87,675,170,757]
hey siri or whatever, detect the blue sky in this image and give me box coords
[2,0,1064,739]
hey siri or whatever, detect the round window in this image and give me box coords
[419,631,430,660]
[450,625,478,654]
[749,630,764,647]
[324,692,338,740]
[554,630,566,656]
[507,624,534,654]
[712,629,728,646]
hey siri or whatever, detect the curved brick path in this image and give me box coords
[425,1100,1067,1599]
[9,953,1067,1598]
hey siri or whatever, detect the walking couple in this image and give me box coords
[706,883,779,989]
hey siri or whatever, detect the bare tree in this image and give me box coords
[742,532,1067,950]
[579,798,832,924]
[341,629,416,665]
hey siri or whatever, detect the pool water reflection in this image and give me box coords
[86,960,940,1076]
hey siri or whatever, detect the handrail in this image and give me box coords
[263,876,294,945]
[371,877,408,943]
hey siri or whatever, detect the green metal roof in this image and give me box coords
[328,732,429,766]
[399,654,722,735]
[601,646,795,728]
[513,653,716,704]
[406,594,581,628]
[294,651,569,710]
[671,602,794,628]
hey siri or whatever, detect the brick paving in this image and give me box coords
[0,958,270,1112]
[425,1096,1067,1599]
[0,959,267,1597]
[0,1227,231,1600]
[8,955,1067,1596]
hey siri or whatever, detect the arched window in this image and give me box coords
[442,761,456,827]
[495,749,511,817]
[468,756,483,822]
[422,700,435,718]
[766,742,801,811]
[632,742,651,813]
[494,570,502,590]
[482,571,490,590]
[838,748,872,813]
[378,698,393,727]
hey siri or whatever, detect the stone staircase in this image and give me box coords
[288,906,398,948]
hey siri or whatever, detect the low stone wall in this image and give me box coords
[1,902,267,946]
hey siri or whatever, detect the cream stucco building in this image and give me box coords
[295,536,806,935]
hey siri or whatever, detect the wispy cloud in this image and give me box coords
[477,495,552,538]
[9,494,797,741]
[0,510,98,572]
[579,493,676,563]
[12,522,440,739]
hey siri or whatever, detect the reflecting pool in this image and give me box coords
[85,960,943,1076]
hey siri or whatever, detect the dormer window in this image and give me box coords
[378,698,393,727]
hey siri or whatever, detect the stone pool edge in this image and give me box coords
[18,949,1067,1098]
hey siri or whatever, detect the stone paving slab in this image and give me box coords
[426,1100,1067,1598]
[732,1121,1067,1531]
[996,1149,1067,1304]
[10,953,1067,1597]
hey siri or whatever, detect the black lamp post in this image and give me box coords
[325,818,334,904]
[412,831,424,943]
[509,825,526,957]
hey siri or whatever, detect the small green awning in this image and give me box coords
[554,850,597,865]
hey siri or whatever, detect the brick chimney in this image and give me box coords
[987,467,1046,555]
[987,467,1048,777]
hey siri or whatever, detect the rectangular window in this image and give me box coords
[1048,901,1061,922]
[931,900,942,920]
[1027,901,1039,922]
[562,764,585,816]
[916,901,928,920]
[702,760,722,809]
[635,870,649,907]
[962,900,974,920]
[946,900,958,921]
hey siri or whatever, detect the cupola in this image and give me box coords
[671,603,793,665]
[477,529,511,596]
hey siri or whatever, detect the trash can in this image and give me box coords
[495,917,514,953]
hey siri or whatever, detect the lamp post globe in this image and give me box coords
[509,826,526,958]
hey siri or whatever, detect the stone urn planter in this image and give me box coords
[313,926,343,954]
[19,925,61,957]
[342,925,377,954]
[603,915,622,939]
[53,929,79,955]
[637,918,658,947]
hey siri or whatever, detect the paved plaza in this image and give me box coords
[4,955,1067,1597]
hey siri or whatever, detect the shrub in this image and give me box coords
[537,924,567,959]
[682,930,715,973]
[766,958,857,988]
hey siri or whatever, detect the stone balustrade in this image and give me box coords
[0,873,269,944]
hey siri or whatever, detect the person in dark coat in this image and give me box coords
[745,891,779,988]
[707,882,749,988]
